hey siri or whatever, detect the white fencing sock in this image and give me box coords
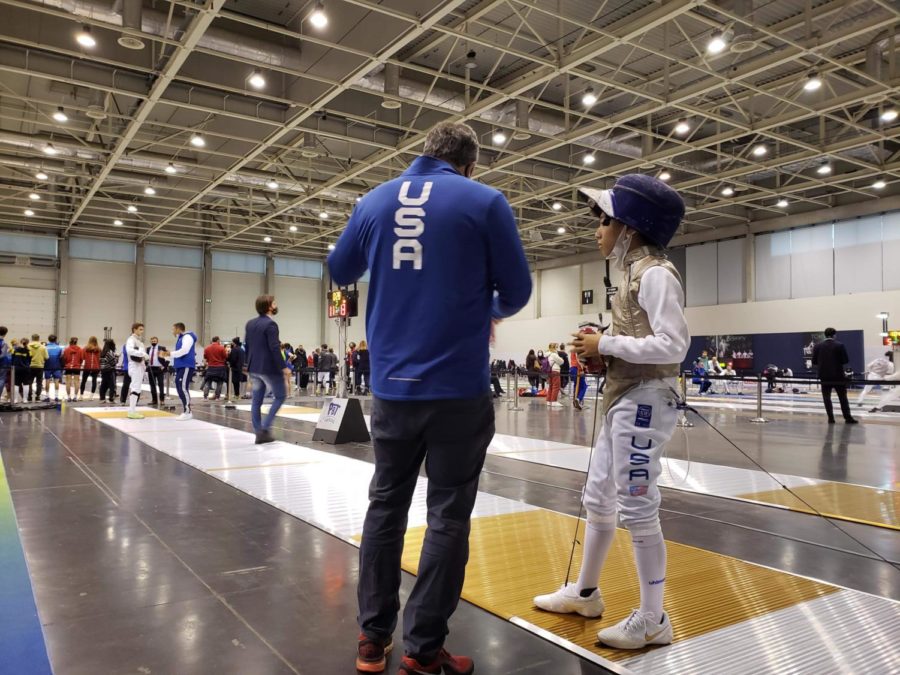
[129,391,138,413]
[632,531,666,621]
[575,518,616,596]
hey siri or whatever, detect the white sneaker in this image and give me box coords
[534,583,604,618]
[176,412,193,421]
[126,412,144,420]
[597,610,673,649]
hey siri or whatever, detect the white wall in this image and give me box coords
[273,275,323,350]
[143,265,202,345]
[210,270,264,341]
[68,259,135,343]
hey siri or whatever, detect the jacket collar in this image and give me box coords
[624,245,665,267]
[403,155,464,177]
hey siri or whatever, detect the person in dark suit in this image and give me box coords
[244,294,288,444]
[812,327,858,424]
[146,337,168,405]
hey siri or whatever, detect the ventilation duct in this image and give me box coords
[513,100,531,140]
[116,0,145,50]
[381,63,401,109]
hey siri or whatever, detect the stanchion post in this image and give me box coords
[750,374,769,423]
[224,364,236,410]
[508,369,523,411]
[504,369,513,401]
[676,371,693,428]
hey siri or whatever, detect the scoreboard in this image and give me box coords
[327,289,359,318]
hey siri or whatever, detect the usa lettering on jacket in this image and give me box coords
[393,180,433,270]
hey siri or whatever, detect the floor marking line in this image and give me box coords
[206,459,322,473]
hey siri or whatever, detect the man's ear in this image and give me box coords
[463,162,476,178]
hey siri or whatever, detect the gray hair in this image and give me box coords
[423,122,479,168]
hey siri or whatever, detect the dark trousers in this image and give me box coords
[119,373,130,403]
[80,370,98,395]
[231,371,242,398]
[358,393,494,659]
[822,384,852,421]
[99,370,116,402]
[148,368,166,403]
[29,367,43,399]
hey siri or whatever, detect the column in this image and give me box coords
[744,233,756,302]
[134,243,145,321]
[56,237,69,338]
[265,254,274,294]
[201,246,213,345]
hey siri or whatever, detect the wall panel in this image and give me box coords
[790,223,833,299]
[68,259,135,343]
[717,238,745,304]
[144,265,201,343]
[834,216,882,295]
[686,242,717,307]
[755,231,791,301]
[210,270,263,340]
[272,275,322,350]
[540,265,580,317]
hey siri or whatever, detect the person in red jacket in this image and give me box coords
[62,337,84,402]
[202,336,228,400]
[80,336,101,401]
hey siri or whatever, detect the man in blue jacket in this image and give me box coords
[244,294,288,444]
[329,121,532,675]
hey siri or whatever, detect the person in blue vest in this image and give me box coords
[43,334,64,402]
[329,121,532,675]
[169,322,197,421]
[0,326,10,403]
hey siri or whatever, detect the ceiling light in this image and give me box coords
[266,179,279,190]
[24,209,34,217]
[583,153,596,165]
[464,50,478,70]
[52,106,68,123]
[804,74,822,92]
[127,205,138,213]
[35,171,48,181]
[721,186,734,197]
[551,201,563,211]
[881,108,898,123]
[674,120,691,135]
[659,171,671,182]
[816,162,832,175]
[165,163,177,174]
[263,236,272,243]
[707,32,727,55]
[582,87,597,107]
[29,192,40,201]
[189,133,206,148]
[556,226,566,234]
[492,131,507,145]
[113,219,123,226]
[319,211,329,219]
[327,243,336,251]
[75,25,96,48]
[877,312,889,320]
[144,185,156,195]
[248,69,266,90]
[309,1,328,29]
[42,143,57,155]
[776,198,788,208]
[289,225,298,232]
[872,179,887,190]
[355,196,362,203]
[752,144,768,157]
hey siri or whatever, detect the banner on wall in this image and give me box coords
[703,334,755,369]
[801,332,826,369]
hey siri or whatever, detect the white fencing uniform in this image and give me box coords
[858,356,894,404]
[125,334,147,413]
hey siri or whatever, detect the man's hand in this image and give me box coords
[571,331,602,360]
[491,318,501,344]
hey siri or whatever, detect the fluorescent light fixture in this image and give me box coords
[582,88,597,106]
[263,236,272,243]
[556,226,566,234]
[327,243,336,251]
[721,186,734,196]
[24,209,34,217]
[113,219,123,226]
[309,1,328,29]
[582,153,596,165]
[804,74,822,92]
[189,133,206,148]
[127,205,138,213]
[492,131,507,145]
[816,162,832,175]
[266,179,279,190]
[881,108,898,123]
[144,185,156,195]
[248,69,266,89]
[872,179,887,190]
[659,171,671,182]
[52,106,68,123]
[35,171,48,181]
[752,144,767,157]
[29,192,40,200]
[674,120,690,135]
[75,25,96,48]
[877,312,889,320]
[42,143,57,155]
[165,163,177,174]
[355,196,362,203]
[551,201,563,211]
[319,211,329,219]
[289,225,298,232]
[707,32,727,54]
[776,198,789,208]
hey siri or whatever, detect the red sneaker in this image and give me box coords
[398,648,474,674]
[357,633,394,673]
